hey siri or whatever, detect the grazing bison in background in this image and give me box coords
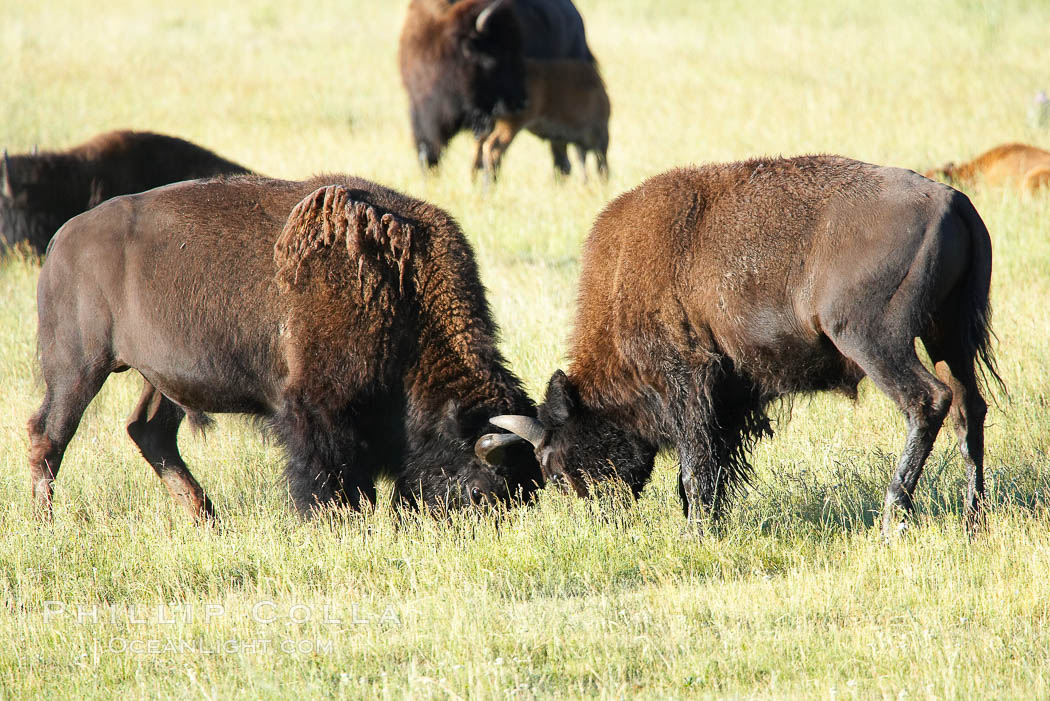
[398,0,594,169]
[0,130,250,254]
[483,156,1002,538]
[29,174,540,521]
[473,58,610,182]
[924,143,1050,194]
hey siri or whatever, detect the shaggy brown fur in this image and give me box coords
[473,58,610,182]
[484,156,1002,538]
[275,185,414,296]
[1,130,250,254]
[28,174,539,522]
[924,143,1050,194]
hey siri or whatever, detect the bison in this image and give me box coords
[482,156,1002,538]
[472,58,610,182]
[398,0,594,170]
[0,130,251,255]
[924,143,1050,194]
[29,174,540,522]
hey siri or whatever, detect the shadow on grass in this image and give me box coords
[728,446,1050,536]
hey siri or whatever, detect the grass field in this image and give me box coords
[3,0,1050,697]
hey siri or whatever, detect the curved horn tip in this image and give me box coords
[475,0,505,33]
[474,431,527,461]
[488,414,546,447]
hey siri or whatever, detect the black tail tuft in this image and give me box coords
[958,193,1007,402]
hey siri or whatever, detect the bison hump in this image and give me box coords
[274,185,416,298]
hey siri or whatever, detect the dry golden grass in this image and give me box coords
[2,0,1050,697]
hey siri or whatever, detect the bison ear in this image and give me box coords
[439,399,473,442]
[542,370,577,427]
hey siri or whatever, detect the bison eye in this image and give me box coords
[470,486,484,504]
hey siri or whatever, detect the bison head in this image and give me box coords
[455,0,529,115]
[400,0,529,168]
[0,151,83,254]
[478,370,657,498]
[397,399,542,511]
[922,161,957,184]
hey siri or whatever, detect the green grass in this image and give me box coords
[3,0,1050,697]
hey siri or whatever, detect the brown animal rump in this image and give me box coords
[484,156,1002,539]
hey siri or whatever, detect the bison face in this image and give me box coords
[456,0,528,120]
[397,399,541,511]
[400,0,528,168]
[394,459,509,513]
[449,0,529,127]
[482,371,657,498]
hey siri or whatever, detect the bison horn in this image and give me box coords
[488,414,546,448]
[475,0,505,33]
[1,150,11,199]
[474,431,527,464]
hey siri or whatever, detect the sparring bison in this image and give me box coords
[483,156,1002,538]
[0,130,250,254]
[925,143,1050,194]
[398,0,594,169]
[473,58,610,182]
[29,174,540,522]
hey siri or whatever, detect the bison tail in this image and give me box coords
[274,185,416,295]
[958,194,1006,399]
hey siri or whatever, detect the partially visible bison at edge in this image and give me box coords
[924,142,1050,194]
[398,0,594,170]
[1,130,251,254]
[29,174,541,521]
[483,156,1002,538]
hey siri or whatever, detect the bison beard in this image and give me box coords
[483,156,1003,538]
[28,175,539,522]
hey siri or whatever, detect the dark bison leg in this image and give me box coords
[595,131,610,181]
[471,136,486,181]
[595,147,609,181]
[125,380,215,522]
[677,436,722,525]
[924,335,989,531]
[571,144,589,183]
[550,140,572,177]
[409,104,442,170]
[674,365,767,530]
[275,402,375,517]
[27,367,110,519]
[832,333,952,537]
